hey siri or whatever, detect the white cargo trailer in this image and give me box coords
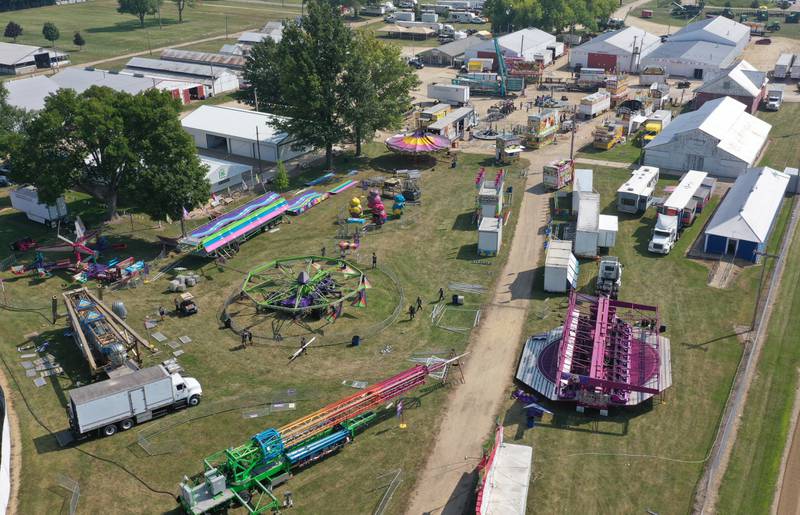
[578,90,611,119]
[394,10,415,21]
[774,53,794,79]
[427,83,470,105]
[67,365,202,438]
[544,240,579,293]
[10,186,68,226]
[574,192,600,257]
[790,54,800,79]
[598,214,618,248]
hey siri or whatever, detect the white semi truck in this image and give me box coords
[67,365,202,438]
[648,213,678,254]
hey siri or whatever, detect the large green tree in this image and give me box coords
[8,87,209,221]
[0,83,31,157]
[483,0,615,33]
[343,32,419,156]
[117,0,161,27]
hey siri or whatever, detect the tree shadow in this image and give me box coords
[369,153,438,172]
[86,17,181,34]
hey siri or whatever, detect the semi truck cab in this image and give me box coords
[648,214,678,254]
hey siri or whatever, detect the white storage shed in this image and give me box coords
[200,156,253,194]
[575,192,600,257]
[544,240,579,293]
[617,166,659,214]
[598,214,618,248]
[478,216,502,256]
[182,105,310,163]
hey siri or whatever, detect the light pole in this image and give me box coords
[750,250,780,332]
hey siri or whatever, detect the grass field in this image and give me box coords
[0,0,302,65]
[712,104,800,513]
[577,137,645,164]
[0,144,527,514]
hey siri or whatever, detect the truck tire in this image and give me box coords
[188,395,201,407]
[120,419,134,431]
[238,490,252,506]
[102,424,117,437]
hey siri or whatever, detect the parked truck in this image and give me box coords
[10,185,68,227]
[67,365,202,438]
[773,53,794,79]
[765,84,784,111]
[648,214,678,254]
[595,256,622,299]
[427,83,470,104]
[578,90,611,118]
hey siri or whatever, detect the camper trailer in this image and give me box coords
[617,166,659,214]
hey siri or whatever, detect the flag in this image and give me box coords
[351,290,366,308]
[361,276,372,289]
[182,206,190,219]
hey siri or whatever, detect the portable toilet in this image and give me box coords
[478,217,502,256]
[544,240,579,293]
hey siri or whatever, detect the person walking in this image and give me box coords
[437,287,445,302]
[372,252,377,269]
[408,305,416,320]
[247,330,253,346]
[158,306,166,321]
[416,296,423,311]
[321,246,326,257]
[241,330,248,347]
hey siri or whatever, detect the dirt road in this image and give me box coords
[776,381,800,515]
[405,123,595,515]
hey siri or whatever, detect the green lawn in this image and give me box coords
[712,105,800,514]
[576,137,644,164]
[504,164,792,514]
[0,144,528,514]
[0,0,302,66]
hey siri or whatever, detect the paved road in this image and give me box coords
[405,123,596,515]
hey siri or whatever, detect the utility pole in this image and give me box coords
[569,105,577,160]
[750,251,780,332]
[255,125,264,179]
[253,88,259,111]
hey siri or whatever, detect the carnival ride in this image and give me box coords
[241,257,368,319]
[178,357,463,514]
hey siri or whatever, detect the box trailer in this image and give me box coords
[617,166,659,214]
[598,214,618,248]
[572,168,594,215]
[67,365,202,438]
[578,90,611,118]
[544,240,579,293]
[427,83,470,105]
[660,170,707,228]
[420,11,438,22]
[774,53,794,79]
[790,54,800,79]
[10,186,68,226]
[362,5,388,15]
[575,192,599,257]
[477,216,502,256]
[394,10,415,21]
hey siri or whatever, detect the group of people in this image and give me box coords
[240,328,254,347]
[408,287,445,320]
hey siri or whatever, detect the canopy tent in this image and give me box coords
[385,131,450,155]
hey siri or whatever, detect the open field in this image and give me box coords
[712,104,800,514]
[0,144,526,514]
[577,136,645,164]
[501,164,792,513]
[0,0,302,65]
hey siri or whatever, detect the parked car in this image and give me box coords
[408,58,424,69]
[0,175,10,187]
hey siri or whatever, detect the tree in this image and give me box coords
[172,0,195,22]
[343,32,419,156]
[117,0,161,27]
[73,31,85,50]
[4,21,22,42]
[42,22,59,47]
[273,161,289,191]
[9,87,209,221]
[0,83,32,156]
[241,0,353,169]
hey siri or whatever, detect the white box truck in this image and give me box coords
[427,83,470,104]
[10,185,68,227]
[578,90,611,119]
[765,84,784,111]
[774,53,794,79]
[67,365,202,438]
[450,10,479,22]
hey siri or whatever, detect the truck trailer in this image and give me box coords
[68,365,202,438]
[427,83,470,105]
[10,186,68,227]
[773,53,794,79]
[578,90,611,118]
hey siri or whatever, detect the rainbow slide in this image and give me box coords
[287,191,327,215]
[179,193,288,255]
[327,180,357,195]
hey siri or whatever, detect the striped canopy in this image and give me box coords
[385,131,450,154]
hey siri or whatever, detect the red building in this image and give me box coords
[693,60,767,114]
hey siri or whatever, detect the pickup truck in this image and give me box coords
[648,213,678,254]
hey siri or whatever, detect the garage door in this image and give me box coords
[587,52,617,71]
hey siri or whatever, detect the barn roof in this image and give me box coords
[705,167,789,243]
[574,27,660,54]
[181,105,291,145]
[645,97,771,164]
[696,60,766,98]
[668,16,750,47]
[644,40,740,68]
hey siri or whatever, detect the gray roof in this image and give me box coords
[668,16,750,47]
[0,41,68,65]
[51,68,155,94]
[696,60,766,98]
[576,26,661,54]
[125,57,234,79]
[161,48,245,69]
[69,365,168,405]
[645,40,740,68]
[417,35,484,58]
[4,75,59,111]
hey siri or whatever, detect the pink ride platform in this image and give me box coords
[516,291,672,410]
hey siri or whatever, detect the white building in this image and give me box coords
[200,156,254,194]
[643,97,770,178]
[181,105,310,163]
[569,27,661,73]
[123,57,240,94]
[641,16,750,79]
[465,28,556,64]
[0,42,69,75]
